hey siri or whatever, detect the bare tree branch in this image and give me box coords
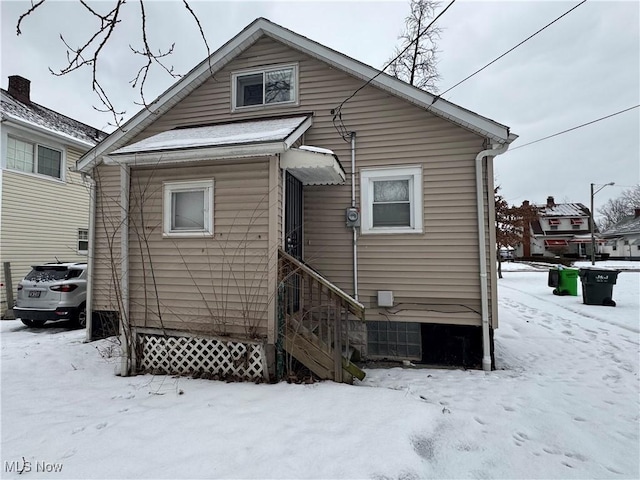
[15,0,210,128]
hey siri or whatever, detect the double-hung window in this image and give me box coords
[6,136,63,180]
[232,64,297,110]
[163,180,214,237]
[78,229,89,255]
[360,166,423,234]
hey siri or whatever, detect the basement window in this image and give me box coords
[232,64,297,110]
[163,180,214,237]
[360,166,423,234]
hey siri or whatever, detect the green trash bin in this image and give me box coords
[578,268,620,307]
[550,266,579,296]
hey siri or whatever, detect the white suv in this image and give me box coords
[14,262,87,328]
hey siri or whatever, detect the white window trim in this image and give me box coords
[4,133,66,182]
[231,63,298,111]
[163,179,214,238]
[78,228,89,255]
[360,166,423,235]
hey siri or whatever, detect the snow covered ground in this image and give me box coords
[1,262,638,479]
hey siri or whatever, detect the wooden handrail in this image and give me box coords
[278,249,364,320]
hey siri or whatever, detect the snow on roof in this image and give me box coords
[603,215,640,236]
[298,145,334,155]
[1,89,107,147]
[111,116,310,155]
[537,203,590,217]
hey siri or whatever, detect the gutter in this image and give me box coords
[475,141,511,372]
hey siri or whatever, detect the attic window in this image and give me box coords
[570,218,583,225]
[232,64,297,110]
[548,219,561,225]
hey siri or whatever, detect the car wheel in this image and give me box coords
[21,319,46,328]
[75,303,87,328]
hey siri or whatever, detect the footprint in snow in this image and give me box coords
[96,422,108,430]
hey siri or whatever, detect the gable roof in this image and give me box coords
[537,202,590,218]
[77,17,516,173]
[1,89,107,149]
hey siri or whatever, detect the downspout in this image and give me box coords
[475,142,510,371]
[350,132,359,301]
[120,164,130,376]
[84,172,96,343]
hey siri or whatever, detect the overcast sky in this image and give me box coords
[1,0,638,218]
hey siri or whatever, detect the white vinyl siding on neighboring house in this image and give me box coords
[0,144,89,310]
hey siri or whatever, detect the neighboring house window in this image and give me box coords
[6,136,63,180]
[612,245,617,251]
[360,166,423,234]
[163,180,214,237]
[78,229,89,255]
[550,225,558,231]
[572,225,580,230]
[232,64,297,109]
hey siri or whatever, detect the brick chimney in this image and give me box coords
[8,75,31,104]
[635,208,640,218]
[546,196,555,207]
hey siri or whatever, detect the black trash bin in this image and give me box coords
[578,268,620,307]
[548,268,559,288]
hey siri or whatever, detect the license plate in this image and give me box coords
[28,291,41,298]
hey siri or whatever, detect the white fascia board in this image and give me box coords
[2,113,95,150]
[103,141,288,166]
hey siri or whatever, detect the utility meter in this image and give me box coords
[346,207,360,227]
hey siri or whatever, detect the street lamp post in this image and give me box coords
[590,182,615,265]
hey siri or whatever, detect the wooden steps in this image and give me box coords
[284,318,365,384]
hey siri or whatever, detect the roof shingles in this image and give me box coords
[1,89,107,147]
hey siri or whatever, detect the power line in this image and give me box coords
[437,0,587,98]
[508,105,640,151]
[332,0,457,140]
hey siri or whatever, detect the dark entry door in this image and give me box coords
[284,172,303,312]
[285,172,303,259]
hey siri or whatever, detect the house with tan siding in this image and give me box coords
[0,76,107,318]
[77,18,517,383]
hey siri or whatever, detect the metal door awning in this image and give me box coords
[280,146,345,185]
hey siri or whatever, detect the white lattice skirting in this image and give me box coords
[138,333,266,381]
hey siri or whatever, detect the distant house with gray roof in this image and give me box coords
[517,196,597,259]
[1,75,107,317]
[600,209,640,260]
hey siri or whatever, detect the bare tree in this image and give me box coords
[495,187,536,278]
[15,0,210,128]
[386,0,441,92]
[597,185,640,231]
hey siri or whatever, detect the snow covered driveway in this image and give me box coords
[1,266,638,479]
